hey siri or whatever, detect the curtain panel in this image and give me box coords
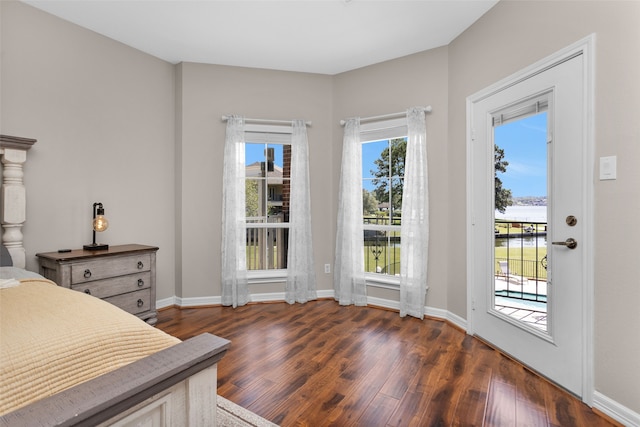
[399,107,429,319]
[221,116,250,307]
[334,118,367,306]
[285,120,318,304]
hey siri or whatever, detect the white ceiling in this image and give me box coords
[22,0,498,75]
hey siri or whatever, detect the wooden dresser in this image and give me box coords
[36,244,159,325]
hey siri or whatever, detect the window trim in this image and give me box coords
[360,117,407,142]
[365,272,400,288]
[247,269,287,284]
[361,122,407,281]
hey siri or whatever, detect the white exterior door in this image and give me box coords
[467,40,593,398]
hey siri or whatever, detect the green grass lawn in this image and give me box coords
[495,246,547,279]
[495,222,546,234]
[364,245,400,274]
[495,246,546,260]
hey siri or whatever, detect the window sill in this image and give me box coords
[365,272,400,290]
[247,269,287,284]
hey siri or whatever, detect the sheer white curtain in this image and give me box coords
[334,118,367,306]
[286,120,317,304]
[221,115,250,307]
[399,107,429,319]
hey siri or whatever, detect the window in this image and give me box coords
[244,130,292,274]
[361,119,408,280]
[336,108,427,312]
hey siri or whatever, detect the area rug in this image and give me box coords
[217,395,279,427]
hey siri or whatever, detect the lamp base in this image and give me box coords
[83,243,109,251]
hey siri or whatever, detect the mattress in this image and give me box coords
[0,278,180,415]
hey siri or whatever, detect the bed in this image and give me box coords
[0,135,230,426]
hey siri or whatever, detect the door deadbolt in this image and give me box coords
[566,215,577,226]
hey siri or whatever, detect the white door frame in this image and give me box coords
[466,35,595,405]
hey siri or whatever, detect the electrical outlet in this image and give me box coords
[324,264,331,274]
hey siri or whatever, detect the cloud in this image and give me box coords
[519,121,547,134]
[505,161,545,177]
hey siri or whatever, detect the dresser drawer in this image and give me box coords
[37,244,159,324]
[104,288,151,315]
[71,271,151,299]
[71,254,151,284]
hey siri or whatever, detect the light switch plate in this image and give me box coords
[599,156,617,180]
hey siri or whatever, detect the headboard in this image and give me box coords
[0,134,37,269]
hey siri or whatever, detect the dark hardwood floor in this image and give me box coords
[156,300,618,427]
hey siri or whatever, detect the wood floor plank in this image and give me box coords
[432,335,495,425]
[266,362,346,426]
[387,390,428,427]
[516,365,548,409]
[516,399,549,427]
[424,340,476,424]
[354,393,398,427]
[485,378,517,426]
[546,390,578,427]
[448,336,495,426]
[156,301,618,427]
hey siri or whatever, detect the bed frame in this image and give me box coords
[0,135,230,426]
[0,134,35,269]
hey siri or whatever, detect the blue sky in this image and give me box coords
[494,112,548,197]
[362,140,390,191]
[245,139,393,192]
[245,143,284,167]
[245,119,547,198]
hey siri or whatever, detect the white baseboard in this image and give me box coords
[156,296,177,309]
[366,295,399,311]
[593,391,640,427]
[366,295,467,330]
[159,291,464,325]
[156,289,336,309]
[423,306,468,330]
[156,291,634,427]
[316,289,335,299]
[249,292,286,303]
[157,295,221,308]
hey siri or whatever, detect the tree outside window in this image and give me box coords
[362,137,407,276]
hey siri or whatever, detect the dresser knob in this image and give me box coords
[137,261,144,269]
[137,279,144,287]
[84,269,92,279]
[84,289,91,295]
[137,299,144,308]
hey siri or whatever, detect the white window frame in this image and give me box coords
[244,124,292,283]
[361,118,408,288]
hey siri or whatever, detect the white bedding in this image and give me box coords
[0,266,45,280]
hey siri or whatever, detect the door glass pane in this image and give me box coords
[493,112,548,332]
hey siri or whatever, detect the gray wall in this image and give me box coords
[176,62,333,298]
[2,0,638,415]
[1,1,177,299]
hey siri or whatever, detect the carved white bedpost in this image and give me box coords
[1,135,36,269]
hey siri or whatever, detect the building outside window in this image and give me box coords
[245,141,291,273]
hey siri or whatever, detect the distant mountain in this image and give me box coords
[512,196,547,206]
